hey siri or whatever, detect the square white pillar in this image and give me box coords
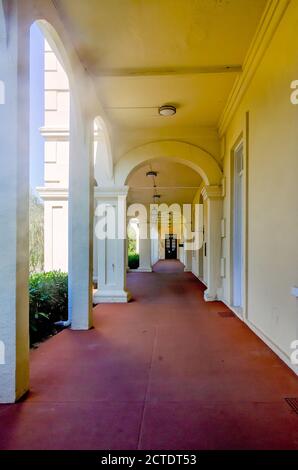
[201,186,223,302]
[183,221,193,272]
[0,3,30,402]
[94,187,131,303]
[69,114,94,330]
[150,217,159,266]
[138,221,152,272]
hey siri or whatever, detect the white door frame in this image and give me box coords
[230,138,246,315]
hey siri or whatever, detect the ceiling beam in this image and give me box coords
[94,65,242,78]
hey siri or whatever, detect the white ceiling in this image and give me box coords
[52,0,267,202]
[54,0,267,130]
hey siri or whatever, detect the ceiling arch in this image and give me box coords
[114,140,222,187]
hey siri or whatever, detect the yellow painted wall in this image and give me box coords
[222,0,298,360]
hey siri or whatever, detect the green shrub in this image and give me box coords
[29,271,68,345]
[128,253,139,269]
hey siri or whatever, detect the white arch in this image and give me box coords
[114,140,222,186]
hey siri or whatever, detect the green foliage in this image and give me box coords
[128,237,136,255]
[127,224,137,256]
[29,192,44,273]
[29,271,68,346]
[128,253,139,269]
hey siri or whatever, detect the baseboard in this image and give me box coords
[191,270,207,286]
[220,298,298,376]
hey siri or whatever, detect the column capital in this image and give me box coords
[94,185,129,199]
[37,187,69,201]
[201,185,223,201]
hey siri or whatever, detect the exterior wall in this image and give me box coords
[221,0,298,369]
[37,39,69,272]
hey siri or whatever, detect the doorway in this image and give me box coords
[232,141,244,310]
[165,234,177,259]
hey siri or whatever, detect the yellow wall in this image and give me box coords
[222,0,298,361]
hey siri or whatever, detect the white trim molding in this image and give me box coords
[36,187,68,201]
[39,127,69,140]
[218,0,290,137]
[94,186,129,200]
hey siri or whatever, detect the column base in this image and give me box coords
[136,266,152,272]
[184,267,192,272]
[128,267,152,272]
[93,289,131,304]
[204,289,218,302]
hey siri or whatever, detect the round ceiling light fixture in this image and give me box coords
[159,104,176,117]
[146,170,157,177]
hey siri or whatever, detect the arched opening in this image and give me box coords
[29,19,72,345]
[115,140,222,187]
[127,218,140,270]
[125,157,204,275]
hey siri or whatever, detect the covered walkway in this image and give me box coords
[0,261,297,450]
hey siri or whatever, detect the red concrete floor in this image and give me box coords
[0,260,298,450]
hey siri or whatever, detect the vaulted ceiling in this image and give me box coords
[127,159,202,205]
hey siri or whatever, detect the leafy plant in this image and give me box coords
[29,271,68,345]
[128,253,139,269]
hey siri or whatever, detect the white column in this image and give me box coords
[150,215,159,266]
[93,227,98,284]
[0,2,30,402]
[184,249,193,272]
[125,237,129,272]
[183,221,193,272]
[202,185,223,302]
[68,113,94,330]
[126,215,134,272]
[94,186,131,303]
[138,221,152,272]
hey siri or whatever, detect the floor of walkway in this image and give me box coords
[0,260,298,449]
